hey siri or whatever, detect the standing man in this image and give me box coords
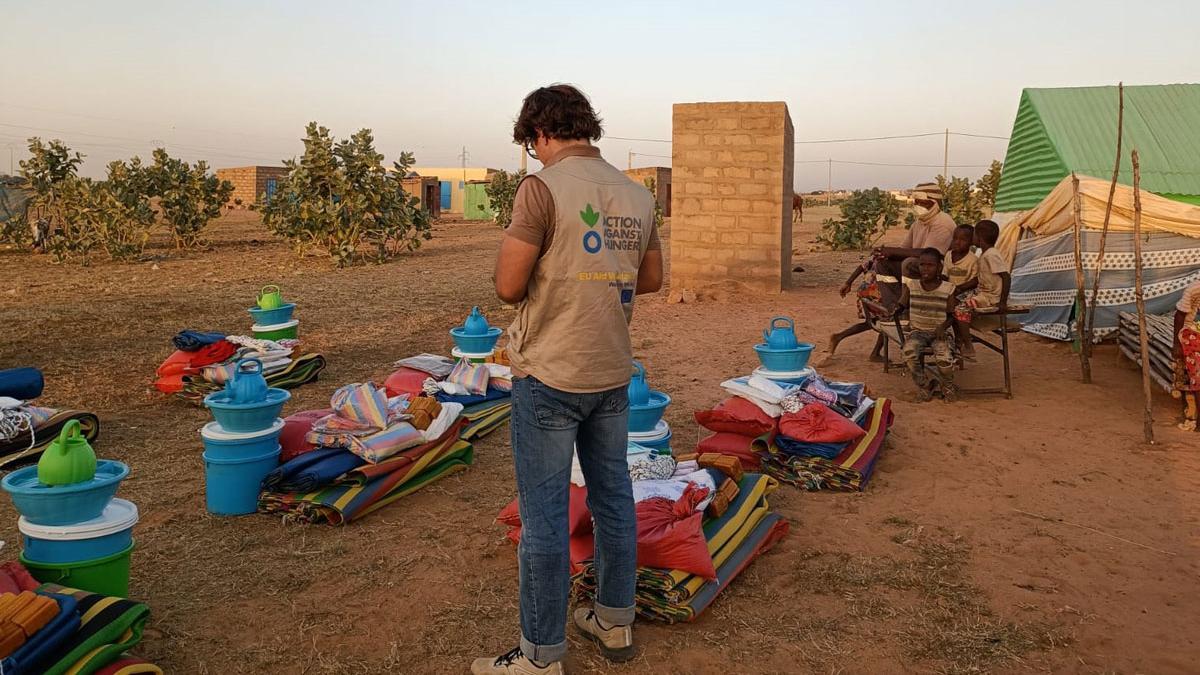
[476,84,663,675]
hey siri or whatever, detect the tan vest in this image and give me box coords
[506,155,655,393]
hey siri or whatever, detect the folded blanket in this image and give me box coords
[171,330,225,352]
[435,387,510,407]
[262,447,366,493]
[0,592,80,675]
[0,409,100,470]
[760,398,894,491]
[0,368,44,401]
[37,584,150,675]
[773,435,849,460]
[177,353,326,405]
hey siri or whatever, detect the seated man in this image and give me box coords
[1174,277,1200,431]
[874,182,957,284]
[953,219,1010,342]
[894,248,958,402]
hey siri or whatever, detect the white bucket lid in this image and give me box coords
[19,498,138,540]
[251,319,299,331]
[201,417,285,441]
[753,366,815,379]
[628,420,670,441]
[451,347,495,358]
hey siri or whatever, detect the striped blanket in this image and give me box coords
[258,423,474,524]
[460,399,512,440]
[572,473,789,623]
[0,408,100,470]
[36,584,150,675]
[758,398,894,491]
[177,353,327,405]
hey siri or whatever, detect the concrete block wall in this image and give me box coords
[216,166,288,208]
[623,167,672,217]
[669,102,794,293]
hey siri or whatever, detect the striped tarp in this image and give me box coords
[1011,229,1200,341]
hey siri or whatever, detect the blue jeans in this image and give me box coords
[511,376,637,664]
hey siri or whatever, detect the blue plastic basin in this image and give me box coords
[204,387,290,433]
[628,391,671,433]
[450,327,502,354]
[2,460,129,526]
[203,447,279,516]
[200,418,285,460]
[248,303,296,326]
[753,343,814,372]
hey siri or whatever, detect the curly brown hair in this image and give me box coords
[512,84,604,145]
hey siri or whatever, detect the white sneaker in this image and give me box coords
[471,647,563,675]
[573,608,635,662]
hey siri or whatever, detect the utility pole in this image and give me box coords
[458,146,468,185]
[628,150,633,170]
[827,158,832,206]
[7,145,13,175]
[519,146,527,173]
[943,128,949,178]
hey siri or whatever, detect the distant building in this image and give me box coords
[409,167,498,214]
[216,166,289,208]
[402,176,442,219]
[623,167,671,217]
[463,180,495,221]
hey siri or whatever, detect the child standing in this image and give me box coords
[943,224,979,357]
[954,220,1011,349]
[1174,278,1200,431]
[828,257,887,361]
[896,248,958,401]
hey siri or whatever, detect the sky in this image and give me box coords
[3,1,1198,190]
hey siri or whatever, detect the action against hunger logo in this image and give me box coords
[580,203,642,255]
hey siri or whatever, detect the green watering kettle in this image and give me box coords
[37,420,97,486]
[257,285,284,310]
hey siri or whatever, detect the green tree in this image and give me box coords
[936,174,983,225]
[262,123,432,267]
[643,177,664,231]
[484,169,525,227]
[146,149,234,249]
[974,160,1003,214]
[817,188,900,250]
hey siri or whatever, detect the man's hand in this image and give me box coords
[839,282,852,298]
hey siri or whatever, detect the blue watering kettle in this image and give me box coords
[762,317,799,349]
[224,358,269,404]
[462,306,490,336]
[628,362,651,406]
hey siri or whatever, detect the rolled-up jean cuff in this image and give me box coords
[520,636,566,665]
[594,601,636,627]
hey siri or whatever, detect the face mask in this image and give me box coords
[914,205,931,216]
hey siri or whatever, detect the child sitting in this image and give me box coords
[1174,278,1200,431]
[954,220,1011,350]
[943,224,979,357]
[828,257,888,361]
[895,248,958,402]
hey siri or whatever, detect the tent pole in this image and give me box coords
[1071,173,1091,383]
[1132,150,1155,444]
[1085,82,1124,360]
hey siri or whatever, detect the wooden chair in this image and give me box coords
[862,300,1029,398]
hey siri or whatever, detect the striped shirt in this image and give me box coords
[906,279,956,331]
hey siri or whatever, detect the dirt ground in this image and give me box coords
[0,206,1197,674]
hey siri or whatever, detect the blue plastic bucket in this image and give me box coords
[200,418,284,460]
[203,447,279,516]
[19,498,137,564]
[2,460,130,526]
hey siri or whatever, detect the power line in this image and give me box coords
[605,130,1008,145]
[799,159,994,168]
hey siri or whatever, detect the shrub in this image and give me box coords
[484,169,525,227]
[643,177,664,230]
[147,149,233,249]
[817,188,900,250]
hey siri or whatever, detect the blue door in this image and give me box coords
[265,178,277,203]
[440,181,452,210]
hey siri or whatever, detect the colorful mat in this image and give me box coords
[93,657,163,675]
[0,409,100,470]
[258,438,474,525]
[36,584,150,675]
[460,401,512,440]
[758,398,894,491]
[177,353,327,405]
[572,473,788,623]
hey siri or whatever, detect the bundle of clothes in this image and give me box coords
[497,445,789,623]
[693,369,895,491]
[0,367,100,470]
[258,381,475,524]
[0,563,158,674]
[153,329,326,404]
[383,354,512,440]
